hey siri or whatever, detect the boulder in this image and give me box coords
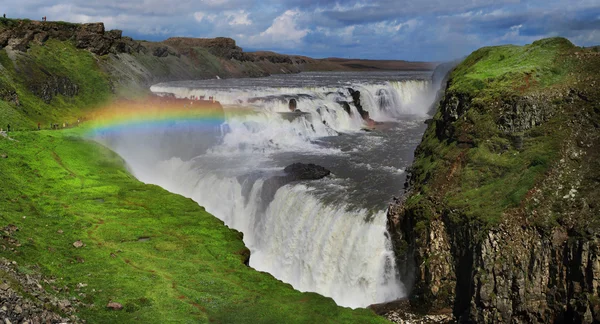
[348,88,371,120]
[106,302,123,310]
[153,46,169,58]
[260,163,331,210]
[283,163,331,181]
[288,98,297,111]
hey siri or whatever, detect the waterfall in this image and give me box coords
[118,156,405,308]
[99,73,434,308]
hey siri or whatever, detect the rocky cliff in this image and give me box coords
[388,38,600,323]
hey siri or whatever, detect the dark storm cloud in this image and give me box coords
[2,0,599,61]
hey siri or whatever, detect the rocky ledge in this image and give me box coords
[0,20,140,55]
[386,38,600,323]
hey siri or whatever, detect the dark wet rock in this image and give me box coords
[260,163,331,210]
[288,98,297,111]
[283,163,331,181]
[337,101,352,115]
[348,88,371,120]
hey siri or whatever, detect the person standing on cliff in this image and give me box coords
[37,122,41,131]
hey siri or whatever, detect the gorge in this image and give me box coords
[1,16,599,324]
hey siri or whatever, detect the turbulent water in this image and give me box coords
[101,71,435,308]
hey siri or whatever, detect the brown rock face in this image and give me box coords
[163,37,248,60]
[0,20,141,55]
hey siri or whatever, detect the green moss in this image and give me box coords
[0,130,387,323]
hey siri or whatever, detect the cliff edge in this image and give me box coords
[388,38,600,323]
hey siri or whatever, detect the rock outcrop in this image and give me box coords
[387,38,600,323]
[163,37,248,60]
[29,75,79,103]
[282,163,331,181]
[0,21,140,55]
[260,163,331,209]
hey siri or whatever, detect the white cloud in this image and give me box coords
[225,10,252,26]
[247,9,309,48]
[194,11,216,23]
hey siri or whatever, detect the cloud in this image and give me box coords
[225,10,252,26]
[247,9,309,48]
[2,0,600,60]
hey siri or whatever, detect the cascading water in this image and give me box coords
[100,71,435,308]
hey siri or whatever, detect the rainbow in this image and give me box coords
[86,97,250,136]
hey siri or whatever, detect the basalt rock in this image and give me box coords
[0,20,142,55]
[283,163,331,181]
[260,163,331,210]
[388,42,600,323]
[0,84,19,106]
[288,98,297,111]
[29,75,79,103]
[163,37,249,61]
[348,88,371,120]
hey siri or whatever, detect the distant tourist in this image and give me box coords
[3,14,6,18]
[6,124,10,133]
[37,122,41,130]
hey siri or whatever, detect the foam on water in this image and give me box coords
[100,72,436,308]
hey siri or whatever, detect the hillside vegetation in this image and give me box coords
[388,37,600,322]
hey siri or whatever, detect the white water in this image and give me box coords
[119,156,403,308]
[104,73,435,308]
[151,79,432,154]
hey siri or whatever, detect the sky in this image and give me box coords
[2,0,600,61]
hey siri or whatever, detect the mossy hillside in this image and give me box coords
[406,37,600,229]
[0,39,112,130]
[0,130,387,323]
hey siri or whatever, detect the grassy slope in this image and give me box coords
[405,37,600,230]
[0,39,113,130]
[0,35,388,322]
[0,130,385,323]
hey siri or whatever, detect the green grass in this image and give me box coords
[0,130,387,323]
[448,37,576,96]
[406,37,588,226]
[0,39,112,130]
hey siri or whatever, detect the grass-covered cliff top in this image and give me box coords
[406,37,600,232]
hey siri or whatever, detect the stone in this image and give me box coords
[106,302,123,310]
[283,163,331,181]
[72,241,84,248]
[288,98,297,111]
